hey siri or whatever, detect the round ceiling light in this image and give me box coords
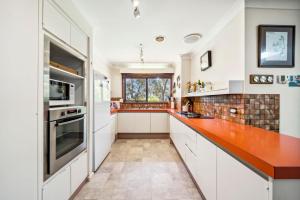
[155,35,165,43]
[184,33,202,44]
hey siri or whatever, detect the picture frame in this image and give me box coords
[200,50,212,71]
[258,25,295,68]
[176,75,181,88]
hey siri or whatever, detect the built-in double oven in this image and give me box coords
[47,106,87,175]
[44,36,87,179]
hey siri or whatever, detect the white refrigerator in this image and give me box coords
[93,71,111,171]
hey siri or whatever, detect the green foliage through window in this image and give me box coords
[123,74,172,103]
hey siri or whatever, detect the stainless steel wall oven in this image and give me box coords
[47,106,87,175]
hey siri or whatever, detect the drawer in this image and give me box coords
[185,128,197,154]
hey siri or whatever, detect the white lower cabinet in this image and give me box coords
[70,152,88,194]
[118,113,151,133]
[43,152,88,200]
[43,166,71,200]
[169,115,175,140]
[150,113,169,133]
[169,115,186,160]
[118,112,170,134]
[185,144,198,178]
[217,148,269,200]
[169,115,270,200]
[196,134,217,200]
[110,114,117,144]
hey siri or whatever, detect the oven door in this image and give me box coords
[49,114,86,174]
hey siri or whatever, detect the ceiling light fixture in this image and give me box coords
[184,33,202,44]
[139,43,144,63]
[131,0,139,7]
[133,7,141,19]
[155,35,165,43]
[127,63,171,69]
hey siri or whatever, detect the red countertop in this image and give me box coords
[112,108,300,179]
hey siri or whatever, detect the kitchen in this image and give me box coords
[1,0,300,200]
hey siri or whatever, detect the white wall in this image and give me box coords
[110,68,122,98]
[173,61,182,98]
[181,54,192,96]
[0,1,39,199]
[190,9,245,83]
[245,7,300,138]
[110,67,175,98]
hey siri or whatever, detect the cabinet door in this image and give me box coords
[43,0,70,43]
[217,148,269,200]
[170,116,187,160]
[70,152,88,194]
[70,24,88,56]
[169,115,176,141]
[185,144,198,178]
[110,115,116,144]
[196,134,217,200]
[185,128,197,155]
[118,113,150,133]
[43,167,70,200]
[150,113,169,133]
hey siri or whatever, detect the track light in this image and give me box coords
[133,7,140,19]
[131,0,139,7]
[139,43,144,63]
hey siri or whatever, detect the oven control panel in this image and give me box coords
[49,106,86,121]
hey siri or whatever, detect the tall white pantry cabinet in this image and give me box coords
[41,0,90,200]
[1,0,91,200]
[0,0,39,200]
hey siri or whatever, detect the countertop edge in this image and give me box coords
[111,108,300,179]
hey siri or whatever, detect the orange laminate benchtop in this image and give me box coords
[112,108,300,179]
[114,108,169,113]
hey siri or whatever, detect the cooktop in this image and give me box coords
[177,112,214,119]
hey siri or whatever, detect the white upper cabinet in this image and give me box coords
[43,0,88,56]
[43,0,70,43]
[71,24,88,56]
[217,148,269,200]
[150,113,169,133]
[196,134,217,200]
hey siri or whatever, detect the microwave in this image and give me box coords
[49,79,75,106]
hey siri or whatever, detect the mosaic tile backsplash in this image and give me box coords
[190,94,280,131]
[120,102,170,109]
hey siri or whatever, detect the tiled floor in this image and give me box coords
[74,139,203,200]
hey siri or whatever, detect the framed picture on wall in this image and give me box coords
[258,25,295,68]
[200,50,212,71]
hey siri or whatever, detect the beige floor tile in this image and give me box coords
[74,139,202,200]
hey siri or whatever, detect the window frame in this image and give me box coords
[122,73,173,103]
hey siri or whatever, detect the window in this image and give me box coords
[122,73,173,103]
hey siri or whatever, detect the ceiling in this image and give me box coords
[72,0,237,65]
